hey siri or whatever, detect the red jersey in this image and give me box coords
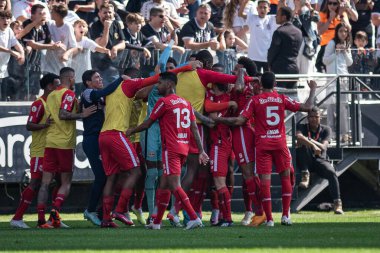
[150,94,196,155]
[241,92,300,150]
[230,83,255,126]
[205,91,232,145]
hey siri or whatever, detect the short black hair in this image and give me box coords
[150,7,164,18]
[195,50,213,69]
[159,72,177,85]
[261,71,276,89]
[279,6,293,21]
[124,67,140,78]
[167,57,177,67]
[40,73,59,89]
[82,70,97,88]
[237,56,258,77]
[60,67,75,77]
[31,4,45,15]
[212,63,224,69]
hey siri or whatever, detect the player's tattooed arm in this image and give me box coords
[212,115,247,126]
[193,110,215,128]
[190,121,209,165]
[59,105,97,120]
[126,118,155,137]
[299,80,317,112]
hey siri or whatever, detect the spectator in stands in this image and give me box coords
[0,0,11,12]
[350,0,375,48]
[67,19,110,95]
[323,22,353,143]
[22,4,62,98]
[293,0,320,75]
[207,0,226,34]
[0,10,25,101]
[179,4,219,52]
[90,3,125,84]
[70,0,96,23]
[13,0,51,22]
[141,7,185,54]
[86,0,122,26]
[317,0,358,21]
[140,0,181,28]
[42,4,77,75]
[217,29,247,73]
[121,13,151,70]
[244,0,277,73]
[268,6,302,91]
[349,31,376,76]
[48,0,80,25]
[223,0,257,42]
[296,106,344,215]
[316,0,350,73]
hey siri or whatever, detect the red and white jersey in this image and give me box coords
[230,84,254,125]
[205,91,232,144]
[241,91,300,150]
[150,94,196,155]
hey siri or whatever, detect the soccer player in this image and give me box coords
[10,73,59,229]
[204,82,234,227]
[99,61,202,228]
[81,70,125,226]
[126,72,208,230]
[213,72,317,227]
[37,67,97,228]
[176,50,256,222]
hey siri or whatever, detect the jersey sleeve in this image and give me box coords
[204,92,230,113]
[122,75,159,98]
[283,95,301,112]
[60,90,76,112]
[27,100,45,124]
[149,98,166,121]
[241,97,254,119]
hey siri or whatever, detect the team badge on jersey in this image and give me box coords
[31,106,37,112]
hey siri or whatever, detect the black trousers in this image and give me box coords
[296,148,341,200]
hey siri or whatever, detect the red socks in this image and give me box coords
[102,196,114,221]
[53,194,66,211]
[13,187,36,220]
[217,187,232,222]
[133,188,145,210]
[281,176,292,217]
[173,187,197,220]
[154,189,171,224]
[245,177,263,215]
[260,179,272,222]
[37,203,46,223]
[210,188,219,210]
[115,189,133,213]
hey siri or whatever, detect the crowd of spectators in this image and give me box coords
[1,0,380,102]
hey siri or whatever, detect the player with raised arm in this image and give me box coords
[127,72,209,230]
[99,62,202,228]
[213,72,317,227]
[37,67,97,228]
[10,74,59,229]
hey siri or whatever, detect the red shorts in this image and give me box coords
[254,146,292,175]
[30,157,43,179]
[162,150,186,176]
[43,148,74,173]
[210,143,232,177]
[132,142,145,164]
[99,131,140,176]
[232,126,255,166]
[189,123,205,154]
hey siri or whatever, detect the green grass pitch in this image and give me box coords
[0,210,379,253]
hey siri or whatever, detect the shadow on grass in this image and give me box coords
[0,221,380,250]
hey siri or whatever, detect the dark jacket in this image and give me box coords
[267,22,302,74]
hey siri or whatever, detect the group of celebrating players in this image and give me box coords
[9,49,317,230]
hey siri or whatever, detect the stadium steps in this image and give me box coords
[291,147,380,212]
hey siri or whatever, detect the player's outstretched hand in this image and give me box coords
[199,151,209,165]
[307,80,318,90]
[188,60,203,70]
[82,105,97,118]
[126,128,133,137]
